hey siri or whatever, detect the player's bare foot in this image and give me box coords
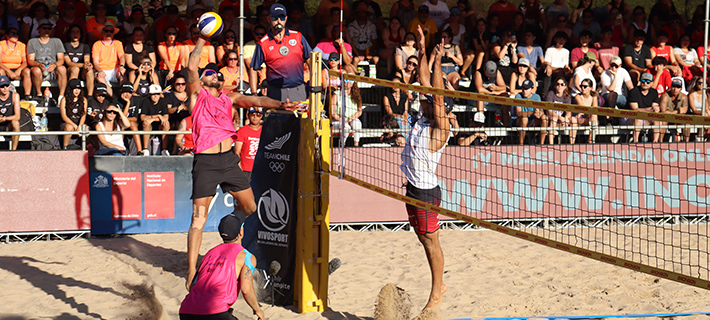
[423,282,447,310]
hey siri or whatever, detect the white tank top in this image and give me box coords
[400,117,447,189]
[97,122,125,150]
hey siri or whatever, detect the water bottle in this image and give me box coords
[151,136,160,155]
[368,63,376,79]
[40,112,48,131]
[44,87,51,107]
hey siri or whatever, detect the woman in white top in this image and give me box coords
[686,76,710,141]
[96,104,130,155]
[674,34,702,82]
[330,75,363,147]
[571,54,597,97]
[394,32,418,71]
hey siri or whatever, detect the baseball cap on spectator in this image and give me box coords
[121,83,134,92]
[484,61,497,78]
[671,78,683,88]
[0,76,10,87]
[418,5,429,13]
[521,79,534,89]
[166,5,179,15]
[94,82,108,96]
[640,72,654,82]
[270,3,287,17]
[450,7,461,16]
[584,51,597,62]
[610,56,622,66]
[38,19,53,27]
[68,78,82,89]
[518,58,530,67]
[131,5,143,13]
[149,84,162,94]
[328,52,339,61]
[248,107,263,113]
[218,211,246,241]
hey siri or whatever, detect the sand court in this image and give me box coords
[2,229,710,319]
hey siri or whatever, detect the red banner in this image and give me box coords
[144,172,175,219]
[111,172,142,219]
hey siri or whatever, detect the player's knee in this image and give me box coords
[242,202,257,215]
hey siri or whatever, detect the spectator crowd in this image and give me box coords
[0,0,707,151]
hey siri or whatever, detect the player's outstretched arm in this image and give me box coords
[430,42,450,152]
[228,92,303,112]
[240,253,265,320]
[187,36,207,112]
[416,25,431,88]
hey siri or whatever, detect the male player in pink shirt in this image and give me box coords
[185,35,300,290]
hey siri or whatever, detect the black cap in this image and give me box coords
[218,212,246,241]
[328,52,339,60]
[68,79,82,89]
[200,62,219,75]
[418,5,429,13]
[121,83,134,93]
[95,82,108,95]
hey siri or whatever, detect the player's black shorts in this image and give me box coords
[191,151,250,199]
[180,309,237,320]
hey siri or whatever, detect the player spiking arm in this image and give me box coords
[187,36,301,112]
[416,26,449,152]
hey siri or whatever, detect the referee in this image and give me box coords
[249,3,312,102]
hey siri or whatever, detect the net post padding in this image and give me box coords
[331,170,710,291]
[329,70,710,126]
[295,52,330,313]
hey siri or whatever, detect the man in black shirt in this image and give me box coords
[140,84,170,155]
[627,72,660,143]
[623,29,653,84]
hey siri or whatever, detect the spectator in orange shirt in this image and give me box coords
[181,24,216,69]
[219,50,248,94]
[92,21,125,86]
[0,28,29,89]
[86,1,116,43]
[157,26,182,84]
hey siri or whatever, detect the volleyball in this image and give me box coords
[198,12,223,38]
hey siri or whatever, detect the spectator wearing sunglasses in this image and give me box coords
[216,29,239,66]
[125,27,157,81]
[219,50,249,94]
[234,107,263,181]
[600,56,633,110]
[96,104,130,156]
[0,76,20,150]
[92,20,125,86]
[21,2,53,42]
[628,72,660,142]
[0,28,28,88]
[250,3,313,102]
[116,82,144,152]
[181,24,216,69]
[157,26,183,84]
[27,19,68,100]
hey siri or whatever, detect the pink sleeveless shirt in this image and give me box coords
[192,87,236,154]
[179,243,244,315]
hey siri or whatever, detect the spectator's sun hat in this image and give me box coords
[149,84,162,94]
[99,20,119,36]
[218,211,246,241]
[270,3,287,17]
[68,79,82,89]
[610,56,622,66]
[484,61,497,78]
[418,5,429,13]
[640,72,654,82]
[521,79,534,90]
[0,76,10,87]
[38,19,54,27]
[121,83,134,93]
[518,58,530,67]
[584,51,597,62]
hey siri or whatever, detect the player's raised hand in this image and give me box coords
[280,99,307,112]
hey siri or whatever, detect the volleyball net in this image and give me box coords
[327,70,710,290]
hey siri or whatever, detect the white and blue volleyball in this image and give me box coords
[198,12,223,38]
